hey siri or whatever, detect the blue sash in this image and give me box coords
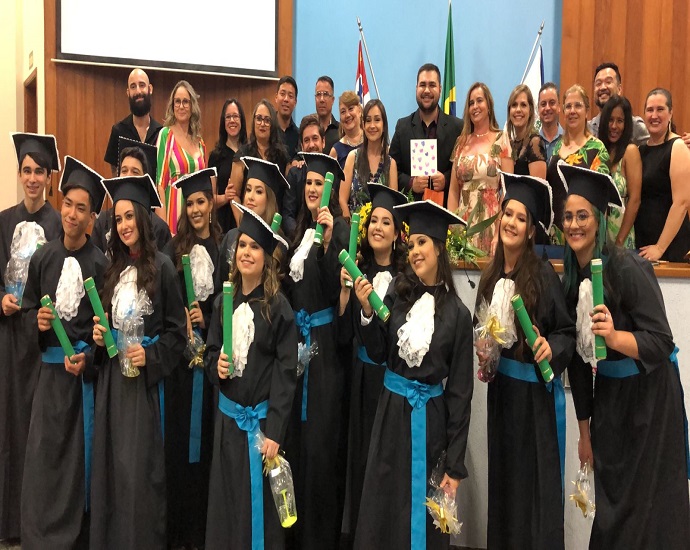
[111,329,163,438]
[294,307,335,421]
[189,327,204,463]
[42,340,93,512]
[357,345,387,366]
[218,393,268,550]
[498,357,567,492]
[383,368,443,550]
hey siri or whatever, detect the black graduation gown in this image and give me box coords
[89,252,187,550]
[20,237,108,550]
[215,228,238,291]
[339,261,395,543]
[353,280,474,550]
[204,286,298,549]
[567,251,690,549]
[483,261,574,550]
[161,235,219,548]
[282,218,349,550]
[91,207,172,253]
[0,201,61,539]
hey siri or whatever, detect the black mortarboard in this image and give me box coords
[556,162,622,215]
[11,132,61,171]
[234,201,288,253]
[172,168,217,199]
[58,156,107,214]
[101,174,163,210]
[394,200,465,243]
[241,157,290,198]
[500,172,554,234]
[368,183,408,227]
[117,137,158,181]
[299,152,345,183]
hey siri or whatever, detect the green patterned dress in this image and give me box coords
[607,161,635,248]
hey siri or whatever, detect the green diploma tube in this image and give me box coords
[181,254,197,309]
[84,277,117,358]
[223,282,234,375]
[591,258,607,360]
[313,172,334,246]
[345,213,360,288]
[40,295,76,361]
[338,250,390,322]
[271,213,283,233]
[510,294,554,383]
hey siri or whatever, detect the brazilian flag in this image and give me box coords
[442,1,456,116]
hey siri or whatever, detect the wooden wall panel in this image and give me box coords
[43,0,293,205]
[560,0,688,135]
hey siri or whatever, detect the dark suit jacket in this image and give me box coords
[389,108,462,206]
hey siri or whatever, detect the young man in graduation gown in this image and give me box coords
[91,138,171,252]
[0,133,62,542]
[20,157,108,549]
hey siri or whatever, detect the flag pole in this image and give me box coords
[520,21,545,84]
[357,17,381,100]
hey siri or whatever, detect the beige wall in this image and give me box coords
[0,0,46,211]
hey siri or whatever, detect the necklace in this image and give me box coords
[345,133,363,147]
[474,130,490,138]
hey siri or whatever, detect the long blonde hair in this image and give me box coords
[163,80,202,141]
[229,239,281,322]
[562,84,591,145]
[455,82,500,153]
[506,84,536,140]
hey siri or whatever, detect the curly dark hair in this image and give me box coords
[212,98,248,157]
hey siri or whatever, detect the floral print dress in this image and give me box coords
[607,161,635,248]
[453,132,511,253]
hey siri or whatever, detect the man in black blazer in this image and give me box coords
[389,63,463,207]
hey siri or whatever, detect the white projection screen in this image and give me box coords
[57,0,278,78]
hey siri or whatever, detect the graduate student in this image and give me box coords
[204,203,296,549]
[162,168,221,549]
[557,163,690,549]
[284,152,349,550]
[351,200,474,549]
[20,157,108,550]
[0,133,62,543]
[337,183,407,544]
[90,174,186,550]
[475,173,574,549]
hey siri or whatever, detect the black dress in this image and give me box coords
[20,237,108,550]
[338,262,395,543]
[204,286,298,549]
[89,252,187,550]
[353,280,474,549]
[0,201,61,540]
[567,250,690,549]
[283,218,349,550]
[208,143,239,233]
[512,133,547,176]
[161,236,219,548]
[635,137,690,261]
[482,261,574,550]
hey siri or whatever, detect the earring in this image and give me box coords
[393,240,396,251]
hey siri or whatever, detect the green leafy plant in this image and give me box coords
[446,205,499,266]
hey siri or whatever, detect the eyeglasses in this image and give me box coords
[315,91,332,99]
[174,98,191,108]
[255,115,272,126]
[562,211,592,227]
[225,114,241,121]
[563,102,585,112]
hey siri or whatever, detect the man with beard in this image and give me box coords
[281,115,326,240]
[104,68,163,176]
[588,62,649,146]
[389,63,462,206]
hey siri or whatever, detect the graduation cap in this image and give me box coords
[101,174,162,211]
[241,157,290,198]
[299,152,345,183]
[394,199,466,243]
[58,156,107,214]
[500,172,554,234]
[368,183,408,226]
[11,132,61,171]
[172,168,217,199]
[555,161,622,215]
[233,201,288,253]
[117,137,158,181]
